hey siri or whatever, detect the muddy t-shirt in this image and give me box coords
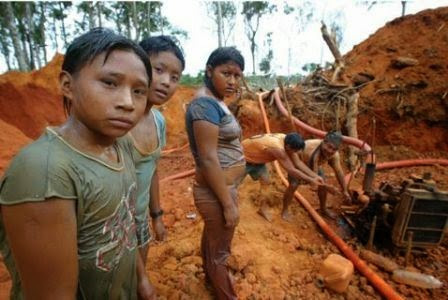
[0,128,138,300]
[131,108,166,246]
[186,97,245,168]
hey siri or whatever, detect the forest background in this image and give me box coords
[0,1,447,87]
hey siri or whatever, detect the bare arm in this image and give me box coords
[290,152,321,179]
[268,148,317,184]
[2,199,78,299]
[136,251,156,300]
[149,166,167,241]
[329,153,350,200]
[193,120,238,227]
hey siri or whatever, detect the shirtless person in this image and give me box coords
[291,130,351,219]
[242,132,328,221]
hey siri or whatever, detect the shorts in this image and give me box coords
[287,168,325,185]
[246,163,269,181]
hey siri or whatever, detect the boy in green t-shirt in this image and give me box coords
[0,28,153,299]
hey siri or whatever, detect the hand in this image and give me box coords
[315,176,325,185]
[138,275,157,300]
[310,176,324,191]
[223,203,239,228]
[152,217,167,241]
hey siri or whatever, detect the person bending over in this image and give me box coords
[291,130,351,219]
[242,132,330,222]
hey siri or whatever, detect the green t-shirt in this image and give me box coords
[0,128,138,300]
[131,108,166,246]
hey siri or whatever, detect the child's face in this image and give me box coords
[148,51,183,105]
[62,50,149,138]
[321,140,338,157]
[207,61,242,99]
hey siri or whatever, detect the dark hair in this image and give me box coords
[284,133,305,150]
[204,47,245,96]
[139,35,185,70]
[62,27,152,114]
[324,130,343,148]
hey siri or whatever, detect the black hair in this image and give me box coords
[139,35,185,70]
[62,27,152,114]
[284,132,305,150]
[203,47,245,97]
[324,130,343,148]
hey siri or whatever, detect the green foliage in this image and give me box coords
[179,71,204,87]
[245,74,303,91]
[302,62,320,73]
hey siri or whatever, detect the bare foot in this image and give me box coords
[281,210,293,222]
[321,209,338,220]
[257,207,272,222]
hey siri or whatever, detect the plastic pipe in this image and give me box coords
[159,168,195,183]
[162,142,189,155]
[257,93,404,300]
[271,88,372,153]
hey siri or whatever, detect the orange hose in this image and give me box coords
[257,93,404,300]
[157,90,446,300]
[159,168,195,183]
[377,159,448,169]
[271,88,372,152]
[161,142,189,155]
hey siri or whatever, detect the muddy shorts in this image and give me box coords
[287,167,325,185]
[246,162,269,181]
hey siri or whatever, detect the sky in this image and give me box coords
[161,0,448,76]
[1,0,448,76]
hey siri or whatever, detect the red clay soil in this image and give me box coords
[0,54,65,140]
[1,8,448,299]
[342,7,448,152]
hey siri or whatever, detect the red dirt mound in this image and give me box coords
[0,119,31,175]
[0,54,65,140]
[343,7,448,152]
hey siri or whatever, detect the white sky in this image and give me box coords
[161,0,448,76]
[1,0,448,76]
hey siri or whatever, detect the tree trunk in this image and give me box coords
[321,22,342,63]
[217,2,223,47]
[25,2,35,69]
[132,2,139,41]
[20,26,30,68]
[250,37,256,75]
[321,21,344,82]
[5,2,28,70]
[125,5,131,39]
[88,2,95,29]
[146,2,151,36]
[59,2,68,47]
[97,2,102,28]
[39,2,47,64]
[159,4,164,35]
[346,93,359,171]
[52,15,58,50]
[0,38,12,70]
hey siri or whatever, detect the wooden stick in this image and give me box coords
[276,78,296,132]
[320,21,342,63]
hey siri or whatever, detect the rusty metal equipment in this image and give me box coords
[350,173,448,250]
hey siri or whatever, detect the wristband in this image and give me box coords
[150,209,164,219]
